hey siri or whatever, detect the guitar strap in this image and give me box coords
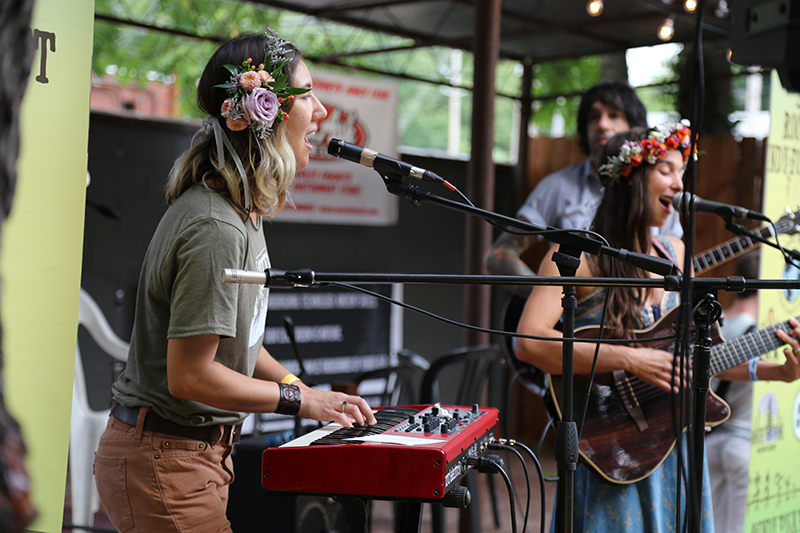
[650,235,682,273]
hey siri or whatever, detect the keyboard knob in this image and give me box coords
[440,486,471,509]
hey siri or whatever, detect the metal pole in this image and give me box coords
[515,60,533,202]
[465,0,501,347]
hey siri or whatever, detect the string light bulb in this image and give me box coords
[587,0,603,16]
[658,12,676,41]
[684,0,698,12]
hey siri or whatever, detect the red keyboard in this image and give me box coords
[261,404,499,501]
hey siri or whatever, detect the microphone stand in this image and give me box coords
[722,220,800,265]
[685,291,722,532]
[549,245,581,533]
[382,177,674,533]
[389,177,796,532]
[681,216,798,531]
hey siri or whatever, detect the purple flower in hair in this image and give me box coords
[241,87,279,128]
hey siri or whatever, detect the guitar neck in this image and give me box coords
[710,319,792,374]
[693,226,773,274]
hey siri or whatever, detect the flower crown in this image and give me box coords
[214,30,310,138]
[598,122,693,184]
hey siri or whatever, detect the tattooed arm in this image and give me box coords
[484,228,539,299]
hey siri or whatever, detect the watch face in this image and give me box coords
[283,385,300,402]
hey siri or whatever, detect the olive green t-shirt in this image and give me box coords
[113,184,270,426]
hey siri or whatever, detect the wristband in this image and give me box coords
[280,373,300,385]
[748,357,760,381]
[276,383,301,416]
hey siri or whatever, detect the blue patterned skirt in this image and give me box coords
[550,437,715,532]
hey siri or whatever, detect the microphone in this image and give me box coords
[221,268,315,287]
[672,192,769,221]
[327,138,443,183]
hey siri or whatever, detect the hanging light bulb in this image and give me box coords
[715,0,730,18]
[587,0,603,16]
[684,0,698,12]
[658,12,676,41]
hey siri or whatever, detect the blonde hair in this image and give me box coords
[165,121,296,218]
[164,31,302,217]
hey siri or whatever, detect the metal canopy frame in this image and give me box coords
[93,0,732,347]
[256,0,731,74]
[96,0,733,98]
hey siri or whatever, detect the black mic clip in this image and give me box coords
[723,220,747,235]
[266,268,316,288]
[386,181,428,208]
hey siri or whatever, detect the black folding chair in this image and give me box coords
[420,344,501,533]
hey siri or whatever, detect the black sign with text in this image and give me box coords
[263,284,393,384]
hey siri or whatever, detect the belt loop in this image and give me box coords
[135,407,150,442]
[215,424,234,447]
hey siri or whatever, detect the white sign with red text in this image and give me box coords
[275,69,399,225]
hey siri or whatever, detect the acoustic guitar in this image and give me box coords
[541,308,794,484]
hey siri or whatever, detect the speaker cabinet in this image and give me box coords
[228,441,349,532]
[730,0,800,92]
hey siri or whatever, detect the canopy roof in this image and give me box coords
[261,0,732,66]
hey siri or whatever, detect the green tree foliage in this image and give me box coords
[91,1,610,160]
[529,56,603,138]
[93,0,281,118]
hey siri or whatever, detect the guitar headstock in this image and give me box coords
[779,206,800,236]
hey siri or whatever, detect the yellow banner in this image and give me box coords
[745,70,800,532]
[0,0,94,531]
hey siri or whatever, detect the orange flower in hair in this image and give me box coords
[598,122,694,185]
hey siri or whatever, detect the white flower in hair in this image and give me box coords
[597,122,694,184]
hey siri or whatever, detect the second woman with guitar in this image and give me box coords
[516,123,800,532]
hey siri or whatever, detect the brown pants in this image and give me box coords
[94,412,235,532]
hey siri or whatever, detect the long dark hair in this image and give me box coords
[166,32,304,217]
[591,127,656,336]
